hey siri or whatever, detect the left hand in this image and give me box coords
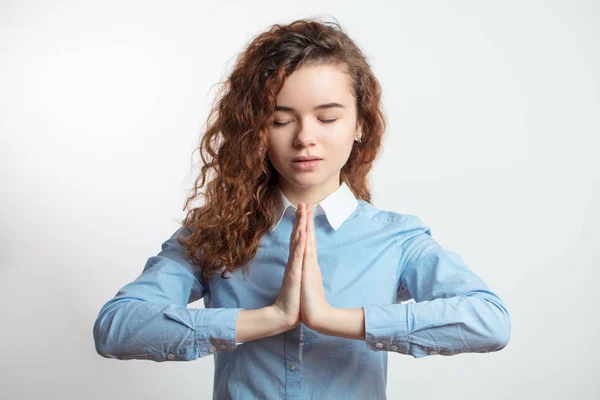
[300,204,331,330]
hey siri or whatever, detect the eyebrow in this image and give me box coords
[275,102,345,112]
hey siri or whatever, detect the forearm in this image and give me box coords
[314,306,366,340]
[236,306,291,343]
[93,299,243,361]
[363,295,511,357]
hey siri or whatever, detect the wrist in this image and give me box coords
[310,303,334,332]
[267,305,294,333]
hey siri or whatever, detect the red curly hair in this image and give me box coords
[177,17,387,283]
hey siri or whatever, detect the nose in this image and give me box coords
[293,118,317,147]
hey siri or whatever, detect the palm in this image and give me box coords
[299,205,328,329]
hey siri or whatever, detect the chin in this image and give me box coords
[283,173,321,186]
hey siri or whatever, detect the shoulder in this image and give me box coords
[161,225,192,250]
[355,200,439,252]
[155,225,196,269]
[355,200,431,235]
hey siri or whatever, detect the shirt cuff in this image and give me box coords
[164,306,244,358]
[363,304,431,358]
[196,307,244,356]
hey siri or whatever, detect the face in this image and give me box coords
[266,63,361,200]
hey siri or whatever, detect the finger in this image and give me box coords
[286,204,303,280]
[294,204,306,251]
[291,203,305,251]
[299,203,307,246]
[294,205,307,265]
[304,205,313,261]
[309,206,317,261]
[288,205,299,263]
[293,204,301,242]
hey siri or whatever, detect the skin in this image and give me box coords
[266,63,362,207]
[299,203,328,329]
[267,63,362,330]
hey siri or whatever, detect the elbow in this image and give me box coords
[93,308,118,359]
[93,299,133,359]
[494,310,511,351]
[483,297,512,352]
[92,299,168,362]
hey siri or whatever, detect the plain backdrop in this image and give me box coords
[1,1,598,399]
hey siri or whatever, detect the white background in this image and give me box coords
[1,1,598,399]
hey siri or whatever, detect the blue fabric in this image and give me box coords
[93,195,511,399]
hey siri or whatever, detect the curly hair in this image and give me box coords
[177,16,387,284]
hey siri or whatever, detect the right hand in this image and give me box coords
[273,202,307,330]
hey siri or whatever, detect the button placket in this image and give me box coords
[283,320,302,399]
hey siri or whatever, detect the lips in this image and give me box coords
[291,158,321,171]
[292,156,322,162]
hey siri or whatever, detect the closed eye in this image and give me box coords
[273,119,337,126]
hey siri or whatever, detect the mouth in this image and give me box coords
[291,159,322,171]
[292,156,322,162]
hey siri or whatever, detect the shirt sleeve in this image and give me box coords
[363,216,511,358]
[93,226,244,362]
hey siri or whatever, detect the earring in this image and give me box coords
[355,128,362,143]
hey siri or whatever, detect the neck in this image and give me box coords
[277,178,341,207]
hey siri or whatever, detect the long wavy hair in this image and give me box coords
[177,17,387,283]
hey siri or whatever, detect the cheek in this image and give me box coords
[327,131,355,162]
[266,138,288,166]
[325,128,355,150]
[265,135,279,155]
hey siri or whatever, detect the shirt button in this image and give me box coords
[208,345,217,353]
[167,353,176,360]
[290,362,297,372]
[390,345,398,351]
[375,342,383,349]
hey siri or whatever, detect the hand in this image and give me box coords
[300,204,330,330]
[272,203,307,330]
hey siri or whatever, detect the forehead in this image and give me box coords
[274,64,354,110]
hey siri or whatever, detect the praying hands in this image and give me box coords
[273,203,365,340]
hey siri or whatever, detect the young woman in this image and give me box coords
[93,17,511,399]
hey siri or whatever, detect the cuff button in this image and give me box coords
[208,345,217,353]
[375,342,383,349]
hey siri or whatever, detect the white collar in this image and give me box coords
[270,181,358,232]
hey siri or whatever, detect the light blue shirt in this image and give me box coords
[93,181,511,399]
